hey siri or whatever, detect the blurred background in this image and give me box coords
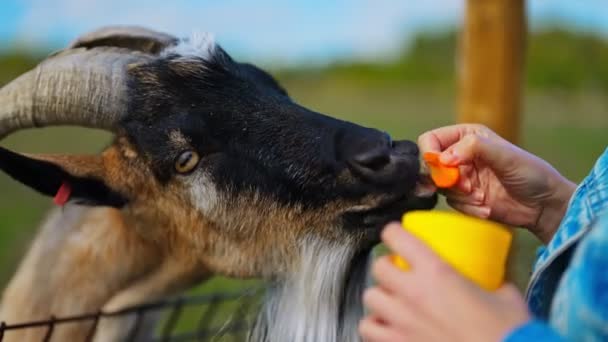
[0,0,607,333]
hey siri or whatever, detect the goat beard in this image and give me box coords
[250,237,370,342]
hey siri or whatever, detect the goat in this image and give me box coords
[0,26,437,342]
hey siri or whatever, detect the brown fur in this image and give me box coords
[0,137,362,341]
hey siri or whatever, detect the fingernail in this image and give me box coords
[440,151,457,165]
[473,189,485,203]
[479,206,491,218]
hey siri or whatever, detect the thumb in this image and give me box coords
[439,134,509,170]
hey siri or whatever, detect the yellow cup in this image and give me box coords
[391,210,512,291]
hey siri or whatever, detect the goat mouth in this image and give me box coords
[342,174,438,245]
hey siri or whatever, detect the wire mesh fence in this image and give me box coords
[0,287,262,342]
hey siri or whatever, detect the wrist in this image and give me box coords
[533,177,576,244]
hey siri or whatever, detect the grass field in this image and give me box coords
[0,77,606,333]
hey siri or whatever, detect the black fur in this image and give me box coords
[121,45,426,212]
[0,147,127,208]
[0,41,434,232]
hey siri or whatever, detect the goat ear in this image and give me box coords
[0,146,128,208]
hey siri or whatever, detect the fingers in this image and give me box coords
[454,172,473,194]
[363,287,412,328]
[441,187,485,205]
[430,159,475,194]
[417,125,466,153]
[371,256,415,296]
[418,124,510,172]
[439,134,490,165]
[440,133,513,172]
[359,316,403,342]
[417,124,492,154]
[446,198,491,219]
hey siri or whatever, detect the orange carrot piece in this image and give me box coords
[422,151,440,164]
[422,152,460,188]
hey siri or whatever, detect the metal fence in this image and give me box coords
[0,287,262,342]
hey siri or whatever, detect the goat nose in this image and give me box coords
[347,139,419,184]
[351,146,392,173]
[392,140,419,157]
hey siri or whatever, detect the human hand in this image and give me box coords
[418,124,576,243]
[359,224,530,342]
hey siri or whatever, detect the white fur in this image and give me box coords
[162,31,216,60]
[188,172,220,215]
[250,236,369,342]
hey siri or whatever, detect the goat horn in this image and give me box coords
[69,25,178,54]
[0,46,151,139]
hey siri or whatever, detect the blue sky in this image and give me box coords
[1,0,607,64]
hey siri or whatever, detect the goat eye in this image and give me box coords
[174,150,200,174]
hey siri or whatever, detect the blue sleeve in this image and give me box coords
[546,212,608,340]
[506,216,608,342]
[503,320,567,342]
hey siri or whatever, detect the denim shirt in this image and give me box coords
[505,147,608,342]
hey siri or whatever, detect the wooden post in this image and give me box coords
[458,0,526,143]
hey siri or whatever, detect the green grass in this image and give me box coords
[0,79,606,330]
